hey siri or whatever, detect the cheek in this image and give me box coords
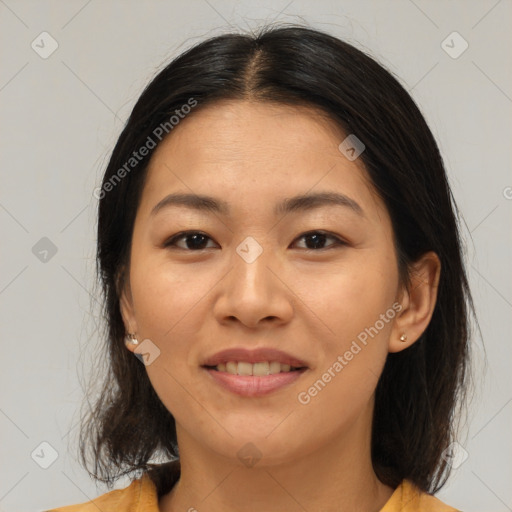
[297,251,398,411]
[130,252,210,338]
[299,252,398,343]
[128,254,219,397]
[128,257,209,416]
[294,265,396,430]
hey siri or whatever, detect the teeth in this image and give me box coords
[269,361,281,374]
[214,361,299,375]
[238,361,253,376]
[226,361,238,374]
[253,362,269,376]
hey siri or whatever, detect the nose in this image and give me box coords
[213,244,294,329]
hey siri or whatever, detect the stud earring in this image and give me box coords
[124,333,139,347]
[399,334,408,342]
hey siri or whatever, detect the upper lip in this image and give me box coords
[202,347,308,368]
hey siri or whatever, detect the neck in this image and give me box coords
[159,405,395,512]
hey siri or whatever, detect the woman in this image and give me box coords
[48,24,472,512]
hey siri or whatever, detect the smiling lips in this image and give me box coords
[201,347,309,397]
[213,361,301,375]
[202,347,308,368]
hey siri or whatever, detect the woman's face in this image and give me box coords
[121,99,406,465]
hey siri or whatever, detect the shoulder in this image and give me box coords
[380,479,461,512]
[45,473,159,512]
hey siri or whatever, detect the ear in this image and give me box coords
[118,268,139,353]
[389,251,441,353]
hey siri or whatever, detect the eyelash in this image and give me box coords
[163,230,347,252]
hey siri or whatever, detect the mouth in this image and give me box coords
[203,361,307,375]
[202,365,308,397]
[200,347,309,396]
[201,347,309,370]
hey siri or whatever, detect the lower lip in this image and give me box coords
[203,367,307,397]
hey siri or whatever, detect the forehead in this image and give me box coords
[151,99,348,161]
[139,99,386,223]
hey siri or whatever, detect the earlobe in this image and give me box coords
[124,332,140,352]
[389,251,441,353]
[118,271,138,344]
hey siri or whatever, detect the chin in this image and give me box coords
[208,433,307,468]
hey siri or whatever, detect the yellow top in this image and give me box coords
[46,473,460,512]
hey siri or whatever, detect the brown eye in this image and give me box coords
[164,230,345,252]
[293,231,345,250]
[164,231,217,250]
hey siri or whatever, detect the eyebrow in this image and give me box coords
[150,191,364,218]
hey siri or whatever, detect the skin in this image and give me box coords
[120,99,441,512]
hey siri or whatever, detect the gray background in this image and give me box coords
[1,1,511,511]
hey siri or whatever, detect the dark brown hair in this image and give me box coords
[79,23,474,496]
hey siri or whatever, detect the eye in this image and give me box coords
[163,230,346,252]
[164,231,217,250]
[292,231,346,251]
